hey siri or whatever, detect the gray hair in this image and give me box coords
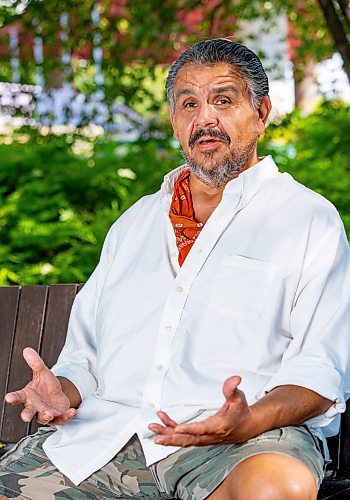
[166,38,269,111]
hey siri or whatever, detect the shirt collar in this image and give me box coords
[224,155,279,206]
[161,164,189,198]
[161,155,279,208]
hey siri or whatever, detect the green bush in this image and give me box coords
[0,100,349,285]
[0,129,181,285]
[260,100,350,236]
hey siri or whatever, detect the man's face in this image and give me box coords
[170,62,270,187]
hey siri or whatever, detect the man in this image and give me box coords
[1,38,349,500]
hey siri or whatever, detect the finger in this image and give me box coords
[155,433,220,447]
[36,414,54,425]
[5,389,27,405]
[36,408,63,425]
[222,376,242,403]
[23,347,46,373]
[21,405,37,423]
[175,416,221,435]
[148,423,166,433]
[148,423,176,435]
[49,408,77,426]
[175,412,228,435]
[157,411,177,427]
[39,408,76,426]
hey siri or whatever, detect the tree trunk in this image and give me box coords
[317,0,350,82]
[294,54,319,113]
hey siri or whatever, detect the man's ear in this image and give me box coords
[169,107,179,140]
[256,96,272,136]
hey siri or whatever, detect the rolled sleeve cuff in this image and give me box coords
[51,363,97,401]
[261,362,346,422]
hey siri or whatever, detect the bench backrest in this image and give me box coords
[1,285,349,476]
[0,285,81,441]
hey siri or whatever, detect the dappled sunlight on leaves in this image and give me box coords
[0,100,349,285]
[0,126,181,285]
[260,100,350,238]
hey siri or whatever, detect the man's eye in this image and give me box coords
[216,98,230,105]
[184,101,197,108]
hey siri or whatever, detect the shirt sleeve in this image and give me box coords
[51,218,121,400]
[51,197,146,400]
[263,216,350,427]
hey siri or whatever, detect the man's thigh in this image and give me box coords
[0,428,163,499]
[151,425,325,500]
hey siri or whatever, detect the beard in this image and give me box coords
[182,129,257,188]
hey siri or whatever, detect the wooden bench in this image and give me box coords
[1,285,350,499]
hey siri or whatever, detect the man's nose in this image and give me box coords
[194,103,218,129]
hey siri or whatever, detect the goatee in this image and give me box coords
[182,138,257,188]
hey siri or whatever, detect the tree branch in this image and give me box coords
[317,0,350,82]
[338,0,350,28]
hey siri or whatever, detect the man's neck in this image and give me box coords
[189,174,225,206]
[188,157,260,224]
[189,174,226,224]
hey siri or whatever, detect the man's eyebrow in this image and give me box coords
[209,85,240,95]
[174,84,241,100]
[175,88,195,99]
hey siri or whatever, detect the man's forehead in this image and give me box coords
[174,62,247,93]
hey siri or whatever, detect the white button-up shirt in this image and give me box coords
[43,156,350,485]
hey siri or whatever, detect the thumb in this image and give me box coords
[222,376,242,403]
[23,347,46,373]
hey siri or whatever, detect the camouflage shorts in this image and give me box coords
[0,425,324,499]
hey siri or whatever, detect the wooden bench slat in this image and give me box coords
[39,284,79,369]
[0,286,20,439]
[30,284,79,435]
[1,286,49,442]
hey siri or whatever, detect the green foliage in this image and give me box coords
[259,100,350,236]
[0,0,184,116]
[0,100,349,285]
[1,0,347,119]
[0,127,181,285]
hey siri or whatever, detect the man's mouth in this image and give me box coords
[197,138,222,145]
[195,137,224,150]
[189,130,230,149]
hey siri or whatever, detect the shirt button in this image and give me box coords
[171,252,177,258]
[148,403,155,409]
[156,365,164,371]
[176,285,183,293]
[165,325,172,332]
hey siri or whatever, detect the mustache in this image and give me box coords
[189,129,231,149]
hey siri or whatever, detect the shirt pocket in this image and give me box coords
[208,255,277,320]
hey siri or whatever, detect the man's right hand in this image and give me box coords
[5,347,78,425]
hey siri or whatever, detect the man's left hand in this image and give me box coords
[148,375,256,447]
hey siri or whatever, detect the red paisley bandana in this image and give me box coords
[169,169,204,266]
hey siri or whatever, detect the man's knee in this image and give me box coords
[207,453,318,500]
